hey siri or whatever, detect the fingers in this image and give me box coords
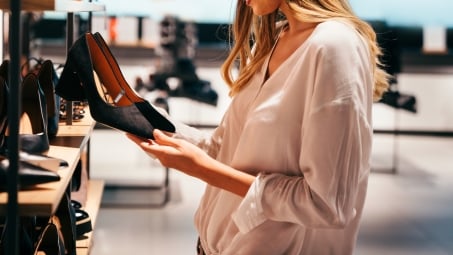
[126,133,162,158]
[126,130,180,162]
[153,129,179,147]
[126,133,147,146]
[126,130,175,146]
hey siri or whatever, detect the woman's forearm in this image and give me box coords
[195,157,255,197]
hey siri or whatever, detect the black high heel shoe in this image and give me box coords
[22,73,50,154]
[56,32,175,139]
[31,59,60,137]
[21,58,61,138]
[40,60,60,137]
[2,73,50,155]
[168,58,218,106]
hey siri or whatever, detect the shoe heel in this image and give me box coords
[56,53,86,101]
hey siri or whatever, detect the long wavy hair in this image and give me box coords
[221,0,389,101]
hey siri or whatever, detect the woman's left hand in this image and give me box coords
[126,129,213,178]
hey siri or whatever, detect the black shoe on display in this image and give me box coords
[34,59,61,138]
[74,208,92,237]
[153,58,218,106]
[379,90,417,113]
[2,73,50,155]
[69,199,93,237]
[0,157,61,190]
[171,77,218,106]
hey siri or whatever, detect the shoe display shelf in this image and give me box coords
[0,111,105,254]
[0,1,105,254]
[52,110,105,255]
[0,112,95,215]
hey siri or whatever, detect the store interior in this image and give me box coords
[1,0,453,254]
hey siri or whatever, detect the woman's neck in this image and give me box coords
[279,6,319,36]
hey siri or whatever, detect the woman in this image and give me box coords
[127,0,389,254]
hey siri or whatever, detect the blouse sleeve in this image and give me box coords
[232,26,374,233]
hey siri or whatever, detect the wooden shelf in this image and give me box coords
[51,110,96,149]
[76,179,104,254]
[0,0,105,12]
[0,110,96,216]
[0,146,82,216]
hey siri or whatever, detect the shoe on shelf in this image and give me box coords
[74,208,92,237]
[69,199,93,237]
[21,73,50,153]
[33,222,66,255]
[151,58,219,106]
[171,58,218,106]
[379,90,417,113]
[1,73,50,155]
[171,77,218,106]
[18,151,67,171]
[4,58,60,138]
[71,199,82,209]
[34,59,60,138]
[56,32,175,139]
[0,157,61,190]
[59,99,86,122]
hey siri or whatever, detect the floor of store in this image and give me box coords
[83,63,453,255]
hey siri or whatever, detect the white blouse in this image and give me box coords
[175,19,374,255]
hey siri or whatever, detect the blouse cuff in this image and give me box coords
[232,173,269,233]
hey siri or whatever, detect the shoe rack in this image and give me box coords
[0,1,105,254]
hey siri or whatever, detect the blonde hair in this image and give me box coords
[221,0,389,101]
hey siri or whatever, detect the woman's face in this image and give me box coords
[244,0,284,16]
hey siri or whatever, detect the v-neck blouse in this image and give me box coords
[180,19,374,255]
[261,23,311,87]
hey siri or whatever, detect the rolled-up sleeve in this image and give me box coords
[231,173,268,233]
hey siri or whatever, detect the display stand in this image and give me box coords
[0,1,105,254]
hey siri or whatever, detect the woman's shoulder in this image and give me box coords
[309,19,366,51]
